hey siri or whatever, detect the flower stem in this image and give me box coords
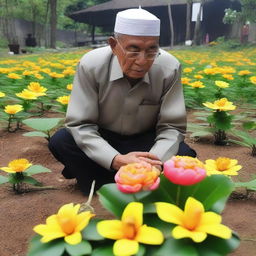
[176,185,181,206]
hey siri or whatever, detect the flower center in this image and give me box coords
[216,157,231,171]
[58,217,76,235]
[122,217,137,239]
[183,209,202,231]
[216,98,227,107]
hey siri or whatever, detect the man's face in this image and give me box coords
[110,34,159,79]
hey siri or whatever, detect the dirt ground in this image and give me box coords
[0,112,255,256]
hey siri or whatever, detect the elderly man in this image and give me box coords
[49,8,196,195]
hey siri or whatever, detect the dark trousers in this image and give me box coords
[48,128,196,194]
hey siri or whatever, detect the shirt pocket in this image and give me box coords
[137,104,160,131]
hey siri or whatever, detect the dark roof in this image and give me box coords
[69,0,200,25]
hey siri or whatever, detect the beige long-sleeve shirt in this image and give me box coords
[66,46,186,170]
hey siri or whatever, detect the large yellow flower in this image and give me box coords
[189,81,205,88]
[203,98,236,111]
[238,70,251,76]
[4,104,23,115]
[205,157,242,176]
[97,202,164,256]
[56,95,70,105]
[0,158,32,173]
[7,73,22,79]
[222,74,234,80]
[34,203,94,245]
[27,82,47,96]
[155,197,231,243]
[215,80,229,88]
[16,89,38,100]
[0,91,5,97]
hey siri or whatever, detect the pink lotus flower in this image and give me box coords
[163,156,206,186]
[115,163,160,193]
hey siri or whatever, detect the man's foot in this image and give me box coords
[61,168,75,179]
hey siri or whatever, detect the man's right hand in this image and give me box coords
[111,152,162,171]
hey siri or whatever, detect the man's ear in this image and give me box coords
[108,36,117,55]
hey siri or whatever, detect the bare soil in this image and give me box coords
[0,112,255,256]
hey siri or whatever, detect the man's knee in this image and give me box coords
[177,141,197,157]
[48,128,71,154]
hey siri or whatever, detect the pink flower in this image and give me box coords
[115,163,160,193]
[163,156,206,186]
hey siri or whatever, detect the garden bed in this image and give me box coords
[0,110,256,256]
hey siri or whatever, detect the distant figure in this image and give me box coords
[241,24,249,44]
[25,34,37,47]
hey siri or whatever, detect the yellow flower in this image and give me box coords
[189,81,205,88]
[49,72,65,78]
[194,74,203,79]
[0,91,5,97]
[205,157,242,176]
[7,73,22,79]
[0,158,32,173]
[183,68,193,73]
[34,73,44,79]
[204,68,217,75]
[181,77,191,85]
[23,70,34,76]
[34,203,94,245]
[155,197,232,243]
[56,95,70,105]
[250,76,256,84]
[215,80,229,88]
[203,98,236,111]
[63,68,75,76]
[27,82,47,96]
[66,83,73,90]
[97,202,164,256]
[238,70,251,76]
[222,74,234,80]
[4,104,23,115]
[16,89,38,100]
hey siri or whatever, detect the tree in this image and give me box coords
[50,0,57,48]
[186,0,192,41]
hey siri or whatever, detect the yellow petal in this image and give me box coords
[197,224,232,239]
[97,220,124,239]
[64,232,82,245]
[34,224,65,243]
[199,212,221,225]
[75,212,94,231]
[172,226,207,243]
[113,239,139,256]
[136,225,164,245]
[0,167,15,173]
[155,202,183,225]
[122,202,143,229]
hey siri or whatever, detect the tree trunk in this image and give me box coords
[50,0,57,49]
[185,0,192,41]
[193,0,204,45]
[167,3,174,48]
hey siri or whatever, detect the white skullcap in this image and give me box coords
[114,8,160,36]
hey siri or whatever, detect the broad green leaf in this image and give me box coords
[23,176,42,186]
[190,131,212,137]
[91,245,113,256]
[82,219,105,241]
[0,175,9,184]
[22,117,63,131]
[23,131,48,138]
[242,121,256,130]
[25,165,51,176]
[234,179,256,190]
[65,240,92,256]
[97,184,134,217]
[27,235,65,256]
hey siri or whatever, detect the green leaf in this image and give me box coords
[27,235,65,256]
[190,131,212,137]
[91,245,113,256]
[82,219,105,241]
[23,176,42,186]
[0,175,9,184]
[242,121,256,130]
[234,179,256,190]
[147,238,198,256]
[25,165,51,176]
[65,240,92,256]
[136,245,146,256]
[23,131,48,138]
[22,117,63,131]
[97,184,134,217]
[8,173,24,184]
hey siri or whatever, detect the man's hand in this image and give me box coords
[111,152,162,171]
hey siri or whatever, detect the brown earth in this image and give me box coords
[0,112,256,256]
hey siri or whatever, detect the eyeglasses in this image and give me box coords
[117,39,160,60]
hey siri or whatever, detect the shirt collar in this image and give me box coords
[109,55,150,84]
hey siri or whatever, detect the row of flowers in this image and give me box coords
[25,156,241,256]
